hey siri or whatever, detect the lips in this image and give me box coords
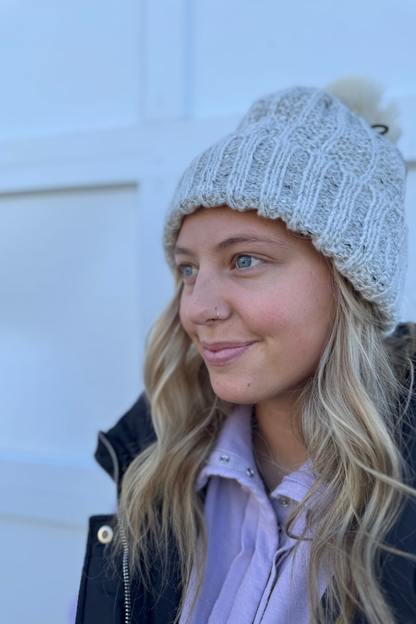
[201,340,256,366]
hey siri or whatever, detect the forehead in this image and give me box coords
[174,205,327,268]
[176,206,291,244]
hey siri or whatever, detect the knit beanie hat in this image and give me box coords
[163,77,407,331]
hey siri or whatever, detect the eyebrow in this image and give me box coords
[174,235,291,257]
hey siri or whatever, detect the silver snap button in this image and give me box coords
[246,468,255,477]
[97,525,113,544]
[220,455,230,464]
[279,496,289,507]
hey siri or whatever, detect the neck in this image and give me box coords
[253,395,309,490]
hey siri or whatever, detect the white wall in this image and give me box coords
[0,1,415,622]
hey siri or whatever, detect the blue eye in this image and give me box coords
[182,264,195,277]
[236,255,261,269]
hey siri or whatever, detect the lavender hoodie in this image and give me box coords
[180,404,329,624]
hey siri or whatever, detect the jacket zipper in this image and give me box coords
[98,432,131,624]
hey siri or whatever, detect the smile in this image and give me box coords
[201,341,256,366]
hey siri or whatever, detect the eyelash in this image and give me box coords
[179,254,264,278]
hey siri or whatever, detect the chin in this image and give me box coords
[209,374,262,406]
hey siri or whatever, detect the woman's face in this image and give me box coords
[176,207,335,408]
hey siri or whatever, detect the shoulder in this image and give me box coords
[385,323,416,482]
[94,392,156,484]
[385,322,416,460]
[384,321,416,385]
[379,324,416,619]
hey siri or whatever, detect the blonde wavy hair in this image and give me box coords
[117,264,415,624]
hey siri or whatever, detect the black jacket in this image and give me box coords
[76,325,416,624]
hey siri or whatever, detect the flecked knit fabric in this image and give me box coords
[163,86,408,330]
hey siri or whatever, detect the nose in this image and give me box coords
[183,270,229,326]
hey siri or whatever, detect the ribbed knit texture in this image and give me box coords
[163,87,408,329]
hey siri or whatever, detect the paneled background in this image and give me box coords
[0,1,415,622]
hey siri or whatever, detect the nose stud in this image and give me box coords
[212,307,220,321]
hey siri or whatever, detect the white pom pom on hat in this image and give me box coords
[163,77,408,331]
[325,76,402,144]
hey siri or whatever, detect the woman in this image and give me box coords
[76,78,416,624]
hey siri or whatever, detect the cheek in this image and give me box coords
[179,292,196,340]
[245,270,334,360]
